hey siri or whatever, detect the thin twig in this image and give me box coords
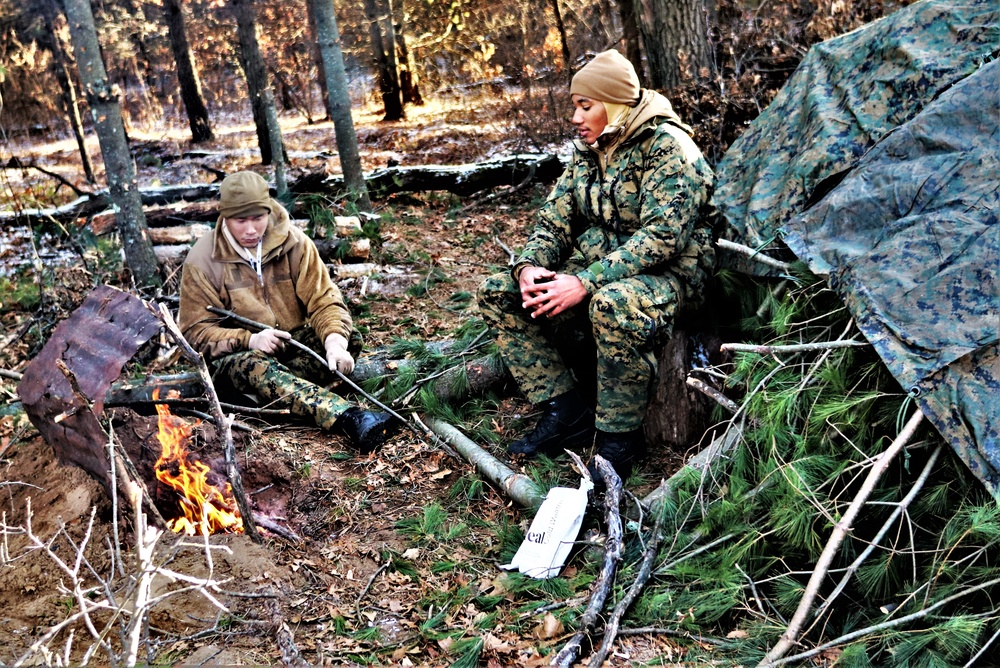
[716,238,791,271]
[617,626,735,647]
[355,560,391,621]
[758,409,925,667]
[0,368,23,381]
[159,305,261,543]
[493,236,517,264]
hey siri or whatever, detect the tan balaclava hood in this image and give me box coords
[218,171,273,219]
[570,50,640,106]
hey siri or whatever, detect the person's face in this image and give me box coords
[571,95,608,144]
[225,213,269,248]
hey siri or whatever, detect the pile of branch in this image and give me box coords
[569,270,1000,666]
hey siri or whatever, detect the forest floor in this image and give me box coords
[0,95,701,666]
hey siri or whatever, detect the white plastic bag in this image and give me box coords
[501,477,593,579]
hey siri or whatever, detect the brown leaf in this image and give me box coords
[533,612,563,640]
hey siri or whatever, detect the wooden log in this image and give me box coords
[3,155,564,227]
[148,223,212,245]
[644,329,723,449]
[424,418,545,508]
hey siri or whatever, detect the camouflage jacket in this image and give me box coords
[516,114,715,302]
[179,201,352,360]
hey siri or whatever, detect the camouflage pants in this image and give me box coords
[212,327,354,430]
[478,270,680,432]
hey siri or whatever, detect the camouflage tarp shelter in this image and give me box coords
[712,0,999,494]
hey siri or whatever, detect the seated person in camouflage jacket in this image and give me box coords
[179,171,396,452]
[478,50,716,485]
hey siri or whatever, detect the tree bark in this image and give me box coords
[230,0,283,165]
[306,0,333,120]
[62,0,160,288]
[38,0,96,184]
[163,0,214,143]
[635,0,713,90]
[550,0,572,76]
[618,0,645,85]
[394,3,423,106]
[362,0,404,121]
[311,0,373,211]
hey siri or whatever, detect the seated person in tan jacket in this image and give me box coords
[179,171,396,452]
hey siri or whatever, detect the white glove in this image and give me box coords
[325,333,355,375]
[248,328,290,353]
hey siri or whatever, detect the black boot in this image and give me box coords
[587,429,645,489]
[335,408,398,454]
[508,390,594,458]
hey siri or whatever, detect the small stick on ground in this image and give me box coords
[262,589,309,668]
[758,409,925,667]
[552,456,623,667]
[355,560,391,622]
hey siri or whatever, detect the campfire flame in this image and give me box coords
[152,389,243,535]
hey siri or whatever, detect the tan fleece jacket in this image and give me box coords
[179,200,352,360]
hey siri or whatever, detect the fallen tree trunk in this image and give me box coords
[3,154,564,226]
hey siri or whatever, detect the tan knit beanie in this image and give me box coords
[570,50,640,105]
[218,171,273,219]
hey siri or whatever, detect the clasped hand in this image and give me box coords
[518,266,588,318]
[325,333,355,375]
[248,328,290,353]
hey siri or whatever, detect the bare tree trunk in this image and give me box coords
[230,0,284,165]
[635,0,713,90]
[363,0,404,121]
[395,2,423,106]
[307,0,333,120]
[38,0,96,183]
[618,0,644,85]
[310,0,373,211]
[550,0,571,76]
[162,0,214,143]
[62,0,160,288]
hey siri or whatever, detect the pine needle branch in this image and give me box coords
[770,575,1000,667]
[805,443,944,636]
[758,409,925,667]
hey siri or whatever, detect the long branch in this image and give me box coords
[807,443,944,633]
[159,305,261,543]
[205,306,421,438]
[757,409,925,666]
[588,499,667,667]
[552,456,623,667]
[770,576,1000,667]
[721,340,868,354]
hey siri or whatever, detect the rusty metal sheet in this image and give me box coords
[17,286,163,495]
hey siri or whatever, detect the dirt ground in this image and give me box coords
[0,97,701,666]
